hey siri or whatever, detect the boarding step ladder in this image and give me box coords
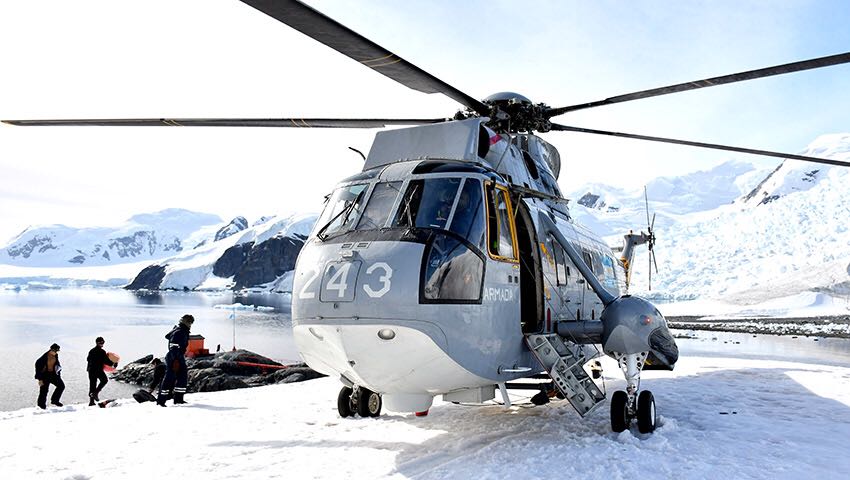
[526,334,606,417]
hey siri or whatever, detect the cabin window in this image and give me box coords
[421,233,484,303]
[357,181,402,230]
[314,183,368,239]
[485,182,518,261]
[393,178,461,230]
[582,249,595,290]
[447,179,486,251]
[552,237,567,286]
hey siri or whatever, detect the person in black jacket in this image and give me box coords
[34,343,65,409]
[87,337,118,406]
[156,314,194,407]
[148,358,166,393]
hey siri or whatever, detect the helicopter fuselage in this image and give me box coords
[292,118,628,412]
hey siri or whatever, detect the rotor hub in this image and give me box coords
[476,92,552,134]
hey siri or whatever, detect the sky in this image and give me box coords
[1,0,849,244]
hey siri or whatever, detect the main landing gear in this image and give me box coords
[337,385,382,418]
[610,352,657,434]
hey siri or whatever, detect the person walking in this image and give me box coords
[87,337,118,406]
[34,343,65,409]
[156,314,194,407]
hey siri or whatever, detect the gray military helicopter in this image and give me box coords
[5,0,850,433]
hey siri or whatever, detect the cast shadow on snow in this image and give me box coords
[215,366,850,478]
[183,403,247,412]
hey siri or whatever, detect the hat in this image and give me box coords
[180,314,195,327]
[50,343,60,351]
[96,337,105,344]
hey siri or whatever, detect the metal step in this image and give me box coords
[526,334,606,417]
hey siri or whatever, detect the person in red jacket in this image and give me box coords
[87,337,118,406]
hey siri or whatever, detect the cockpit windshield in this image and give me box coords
[393,178,461,230]
[313,183,368,239]
[356,181,402,230]
[315,177,488,250]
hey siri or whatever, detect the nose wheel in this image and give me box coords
[610,352,657,433]
[337,386,382,418]
[610,389,656,433]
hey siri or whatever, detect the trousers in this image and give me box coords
[37,373,65,407]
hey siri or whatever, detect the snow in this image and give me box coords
[2,354,849,479]
[570,133,850,313]
[0,208,223,268]
[214,303,275,312]
[661,292,850,319]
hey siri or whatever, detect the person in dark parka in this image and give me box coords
[156,314,193,407]
[34,343,65,409]
[87,336,118,406]
[148,358,166,393]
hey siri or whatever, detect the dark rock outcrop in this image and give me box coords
[234,235,305,289]
[125,264,167,290]
[213,242,254,278]
[6,234,58,259]
[112,349,324,393]
[577,192,604,210]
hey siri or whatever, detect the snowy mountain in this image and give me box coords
[570,134,850,308]
[0,209,223,268]
[737,134,850,207]
[126,213,316,292]
[0,209,315,292]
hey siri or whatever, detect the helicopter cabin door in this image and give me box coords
[515,199,543,333]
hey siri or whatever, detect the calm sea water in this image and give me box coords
[0,289,298,411]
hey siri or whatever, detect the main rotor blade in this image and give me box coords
[546,51,850,117]
[2,117,448,128]
[550,123,850,168]
[240,0,489,116]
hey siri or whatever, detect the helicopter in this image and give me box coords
[4,1,850,434]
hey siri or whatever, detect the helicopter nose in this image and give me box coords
[292,239,427,320]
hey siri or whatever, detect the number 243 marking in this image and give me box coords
[298,262,393,299]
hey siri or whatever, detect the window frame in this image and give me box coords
[484,181,519,263]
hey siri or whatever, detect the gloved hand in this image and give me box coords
[37,380,44,387]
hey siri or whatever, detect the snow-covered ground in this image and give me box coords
[3,354,849,480]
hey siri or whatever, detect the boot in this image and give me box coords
[89,394,96,407]
[173,393,187,405]
[156,393,168,407]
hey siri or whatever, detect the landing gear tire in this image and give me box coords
[337,386,354,418]
[637,390,657,433]
[610,390,630,433]
[356,387,382,417]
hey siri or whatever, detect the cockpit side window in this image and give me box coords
[313,183,368,239]
[357,181,402,230]
[485,182,518,262]
[393,178,461,230]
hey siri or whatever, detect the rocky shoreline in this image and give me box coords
[113,349,325,393]
[668,315,850,339]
